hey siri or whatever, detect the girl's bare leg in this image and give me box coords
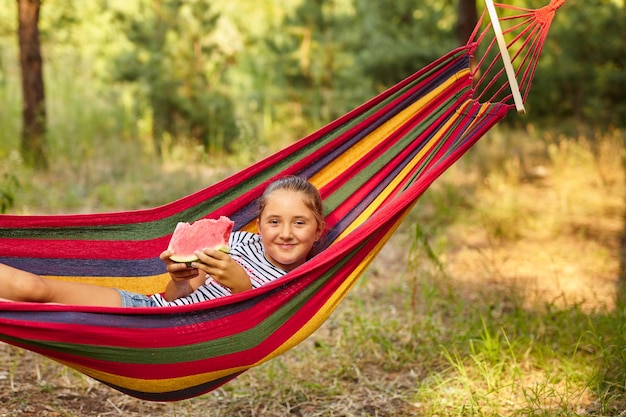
[0,263,123,307]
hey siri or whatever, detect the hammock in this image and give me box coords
[0,0,565,402]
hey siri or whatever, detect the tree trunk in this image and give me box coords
[18,0,48,170]
[456,0,479,83]
[456,0,478,46]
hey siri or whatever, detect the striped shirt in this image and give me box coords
[151,231,286,306]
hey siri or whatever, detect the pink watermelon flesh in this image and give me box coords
[168,216,235,263]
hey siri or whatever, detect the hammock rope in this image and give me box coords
[0,0,565,402]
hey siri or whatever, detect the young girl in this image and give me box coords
[0,176,325,307]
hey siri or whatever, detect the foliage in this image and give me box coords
[110,0,239,156]
[261,0,372,134]
[2,0,625,166]
[0,173,19,214]
[527,0,626,130]
[353,0,457,89]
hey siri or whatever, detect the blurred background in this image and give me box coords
[0,0,623,213]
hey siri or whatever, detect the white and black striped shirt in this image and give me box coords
[151,231,286,306]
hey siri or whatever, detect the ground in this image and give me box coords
[1,137,624,416]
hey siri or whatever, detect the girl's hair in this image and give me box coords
[259,176,325,230]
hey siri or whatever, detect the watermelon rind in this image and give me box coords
[169,254,199,264]
[169,244,230,264]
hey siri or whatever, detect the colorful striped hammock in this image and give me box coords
[0,0,565,402]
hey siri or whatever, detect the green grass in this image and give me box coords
[1,128,625,416]
[194,258,625,416]
[1,40,625,413]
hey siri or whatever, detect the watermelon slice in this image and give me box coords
[167,216,235,263]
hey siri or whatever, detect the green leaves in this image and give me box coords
[0,173,18,214]
[527,0,626,129]
[111,0,239,155]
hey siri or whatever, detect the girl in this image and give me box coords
[0,176,325,307]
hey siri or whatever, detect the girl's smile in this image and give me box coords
[257,189,322,271]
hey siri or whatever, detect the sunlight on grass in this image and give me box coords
[1,111,625,415]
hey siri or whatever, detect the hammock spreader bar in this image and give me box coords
[484,0,525,113]
[0,0,566,402]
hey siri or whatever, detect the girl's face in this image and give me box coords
[257,189,322,271]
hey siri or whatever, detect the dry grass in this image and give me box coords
[445,131,624,312]
[1,127,625,416]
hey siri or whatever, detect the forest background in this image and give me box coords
[0,0,624,212]
[1,0,626,416]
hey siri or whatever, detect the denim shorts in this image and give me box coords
[116,289,159,308]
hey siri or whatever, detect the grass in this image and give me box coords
[1,44,625,413]
[1,127,625,416]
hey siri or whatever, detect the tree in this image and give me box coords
[353,0,457,89]
[112,0,239,157]
[17,0,48,170]
[265,0,358,127]
[527,0,626,129]
[456,0,477,46]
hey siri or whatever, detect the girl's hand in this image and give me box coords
[159,250,202,283]
[159,249,207,301]
[193,248,253,294]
